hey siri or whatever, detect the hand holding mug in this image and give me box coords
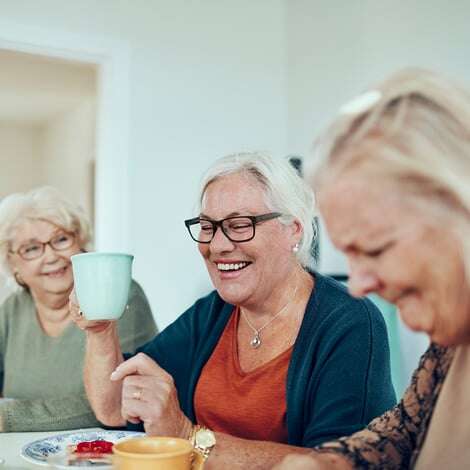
[71,252,134,321]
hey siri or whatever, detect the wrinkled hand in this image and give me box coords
[273,454,331,470]
[69,289,114,334]
[110,353,192,438]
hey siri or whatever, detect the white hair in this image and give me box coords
[310,68,470,279]
[198,152,316,267]
[0,186,93,281]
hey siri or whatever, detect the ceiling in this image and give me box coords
[0,48,97,125]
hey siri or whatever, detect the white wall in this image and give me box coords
[286,0,470,378]
[0,1,288,329]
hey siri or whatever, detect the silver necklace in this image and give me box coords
[241,284,299,349]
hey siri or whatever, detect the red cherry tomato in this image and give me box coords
[75,440,114,454]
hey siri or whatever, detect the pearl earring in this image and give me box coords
[292,243,299,253]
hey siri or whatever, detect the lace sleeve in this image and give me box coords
[315,344,453,469]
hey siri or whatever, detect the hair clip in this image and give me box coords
[339,90,382,116]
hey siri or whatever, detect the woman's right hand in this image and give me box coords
[69,289,115,334]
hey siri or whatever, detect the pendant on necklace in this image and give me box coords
[250,333,261,349]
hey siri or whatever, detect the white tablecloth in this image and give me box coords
[0,428,102,469]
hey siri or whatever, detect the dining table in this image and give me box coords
[0,427,102,469]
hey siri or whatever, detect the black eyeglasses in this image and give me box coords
[184,212,282,243]
[9,231,76,261]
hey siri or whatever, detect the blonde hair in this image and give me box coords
[0,186,93,280]
[310,68,470,276]
[198,152,316,267]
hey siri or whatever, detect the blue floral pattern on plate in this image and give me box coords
[21,430,144,467]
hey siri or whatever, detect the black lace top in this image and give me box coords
[317,343,454,469]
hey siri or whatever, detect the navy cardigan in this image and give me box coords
[128,272,396,447]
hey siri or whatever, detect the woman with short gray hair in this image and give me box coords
[74,152,395,469]
[199,152,316,268]
[0,186,157,432]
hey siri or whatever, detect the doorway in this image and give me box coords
[0,48,97,217]
[0,21,131,301]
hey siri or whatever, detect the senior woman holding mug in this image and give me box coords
[0,186,157,432]
[73,152,395,469]
[274,69,470,470]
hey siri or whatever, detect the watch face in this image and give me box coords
[196,429,216,448]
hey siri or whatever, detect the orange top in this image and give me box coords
[194,307,293,443]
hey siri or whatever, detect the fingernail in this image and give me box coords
[110,371,118,380]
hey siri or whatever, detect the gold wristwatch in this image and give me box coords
[189,425,216,460]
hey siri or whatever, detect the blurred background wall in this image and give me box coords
[1,0,469,395]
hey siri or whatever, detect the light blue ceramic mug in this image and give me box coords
[71,252,134,320]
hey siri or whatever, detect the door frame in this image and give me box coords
[0,20,131,251]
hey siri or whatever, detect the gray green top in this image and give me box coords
[0,280,157,432]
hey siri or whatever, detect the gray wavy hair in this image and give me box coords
[310,68,470,278]
[0,186,93,281]
[198,152,316,268]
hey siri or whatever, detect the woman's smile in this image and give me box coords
[214,260,252,279]
[41,265,69,278]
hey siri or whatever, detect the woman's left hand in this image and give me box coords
[110,353,192,437]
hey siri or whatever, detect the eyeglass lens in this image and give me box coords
[191,217,255,243]
[17,232,75,260]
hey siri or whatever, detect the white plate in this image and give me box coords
[21,429,144,468]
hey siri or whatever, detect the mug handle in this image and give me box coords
[192,449,205,470]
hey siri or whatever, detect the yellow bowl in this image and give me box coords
[113,437,203,470]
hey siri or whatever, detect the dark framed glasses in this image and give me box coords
[184,212,282,243]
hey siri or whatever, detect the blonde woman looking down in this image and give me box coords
[275,69,470,469]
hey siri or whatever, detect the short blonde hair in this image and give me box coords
[0,186,93,280]
[198,152,316,268]
[310,68,470,276]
